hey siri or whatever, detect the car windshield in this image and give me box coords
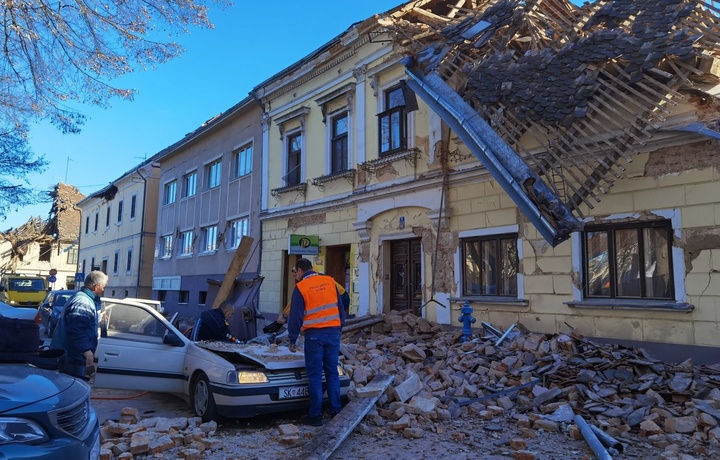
[9,279,45,291]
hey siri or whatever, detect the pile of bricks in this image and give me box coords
[341,311,720,457]
[98,408,224,460]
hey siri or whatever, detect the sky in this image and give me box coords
[3,0,402,230]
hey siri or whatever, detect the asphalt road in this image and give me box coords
[90,388,194,424]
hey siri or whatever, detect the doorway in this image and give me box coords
[390,239,422,314]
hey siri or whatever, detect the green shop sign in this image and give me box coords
[288,234,319,255]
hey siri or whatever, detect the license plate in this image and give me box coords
[89,431,100,460]
[279,385,309,399]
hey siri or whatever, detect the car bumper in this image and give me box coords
[0,419,100,460]
[212,377,350,419]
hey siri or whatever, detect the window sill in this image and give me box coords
[311,169,356,190]
[450,296,529,308]
[198,250,217,257]
[359,148,418,176]
[566,299,694,312]
[271,183,307,199]
[177,254,193,259]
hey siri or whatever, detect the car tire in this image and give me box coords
[192,374,219,423]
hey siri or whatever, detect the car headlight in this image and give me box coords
[237,371,269,384]
[337,365,346,377]
[0,417,49,445]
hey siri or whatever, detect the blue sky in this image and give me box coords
[3,1,401,230]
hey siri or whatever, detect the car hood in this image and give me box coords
[0,365,77,413]
[197,342,306,370]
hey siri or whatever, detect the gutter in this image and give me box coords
[402,58,583,246]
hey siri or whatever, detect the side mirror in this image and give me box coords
[163,331,184,347]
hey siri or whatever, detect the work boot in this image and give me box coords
[302,415,322,427]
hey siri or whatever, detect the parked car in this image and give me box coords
[37,290,78,338]
[0,301,101,459]
[94,298,350,422]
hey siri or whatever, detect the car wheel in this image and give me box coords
[192,374,219,422]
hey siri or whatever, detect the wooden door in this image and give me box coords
[390,239,422,314]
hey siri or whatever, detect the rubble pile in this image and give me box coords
[341,311,720,457]
[98,408,226,460]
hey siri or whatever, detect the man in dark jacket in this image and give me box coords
[197,301,239,342]
[50,270,107,379]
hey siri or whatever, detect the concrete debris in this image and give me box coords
[99,412,223,459]
[340,311,720,458]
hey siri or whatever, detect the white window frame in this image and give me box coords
[164,180,177,205]
[455,225,524,299]
[160,235,174,259]
[229,217,249,249]
[232,144,253,179]
[112,250,120,275]
[201,225,218,253]
[570,208,687,304]
[183,170,197,198]
[126,247,133,274]
[179,230,194,256]
[117,200,123,225]
[130,194,137,220]
[206,159,222,189]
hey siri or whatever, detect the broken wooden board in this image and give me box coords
[291,373,394,460]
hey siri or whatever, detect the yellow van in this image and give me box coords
[0,274,48,307]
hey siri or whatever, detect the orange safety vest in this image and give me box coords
[296,273,342,331]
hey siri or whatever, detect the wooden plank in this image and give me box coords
[291,374,395,460]
[211,236,254,309]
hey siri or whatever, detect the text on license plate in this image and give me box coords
[280,386,309,399]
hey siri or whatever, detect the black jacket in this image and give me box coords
[197,308,231,341]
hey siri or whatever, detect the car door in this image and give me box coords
[94,300,187,394]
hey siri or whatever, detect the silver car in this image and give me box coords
[94,299,349,422]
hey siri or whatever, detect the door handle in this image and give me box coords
[105,350,119,356]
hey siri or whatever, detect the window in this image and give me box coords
[198,291,207,305]
[179,290,189,304]
[113,251,120,274]
[164,181,177,205]
[91,257,96,271]
[157,290,167,302]
[67,246,78,265]
[583,220,673,300]
[183,171,197,198]
[206,160,222,189]
[201,226,218,253]
[378,86,407,156]
[39,243,52,262]
[117,200,123,224]
[101,258,108,274]
[106,206,111,227]
[161,235,174,259]
[82,259,86,274]
[462,233,518,296]
[126,248,133,273]
[331,113,349,174]
[130,194,137,220]
[85,217,89,234]
[229,218,249,249]
[233,145,252,178]
[179,230,194,256]
[285,132,302,186]
[94,213,99,232]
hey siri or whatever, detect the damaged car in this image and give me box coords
[93,299,350,422]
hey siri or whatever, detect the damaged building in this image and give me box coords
[253,0,720,360]
[0,183,84,288]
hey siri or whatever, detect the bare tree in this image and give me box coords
[0,0,228,218]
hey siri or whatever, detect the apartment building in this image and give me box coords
[151,97,263,322]
[77,162,159,299]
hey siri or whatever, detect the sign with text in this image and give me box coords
[288,234,319,255]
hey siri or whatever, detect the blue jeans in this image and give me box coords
[304,329,342,418]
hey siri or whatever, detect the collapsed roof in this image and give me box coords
[382,0,720,245]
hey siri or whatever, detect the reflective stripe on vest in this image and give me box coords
[297,273,341,330]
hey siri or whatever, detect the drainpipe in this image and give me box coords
[135,163,159,298]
